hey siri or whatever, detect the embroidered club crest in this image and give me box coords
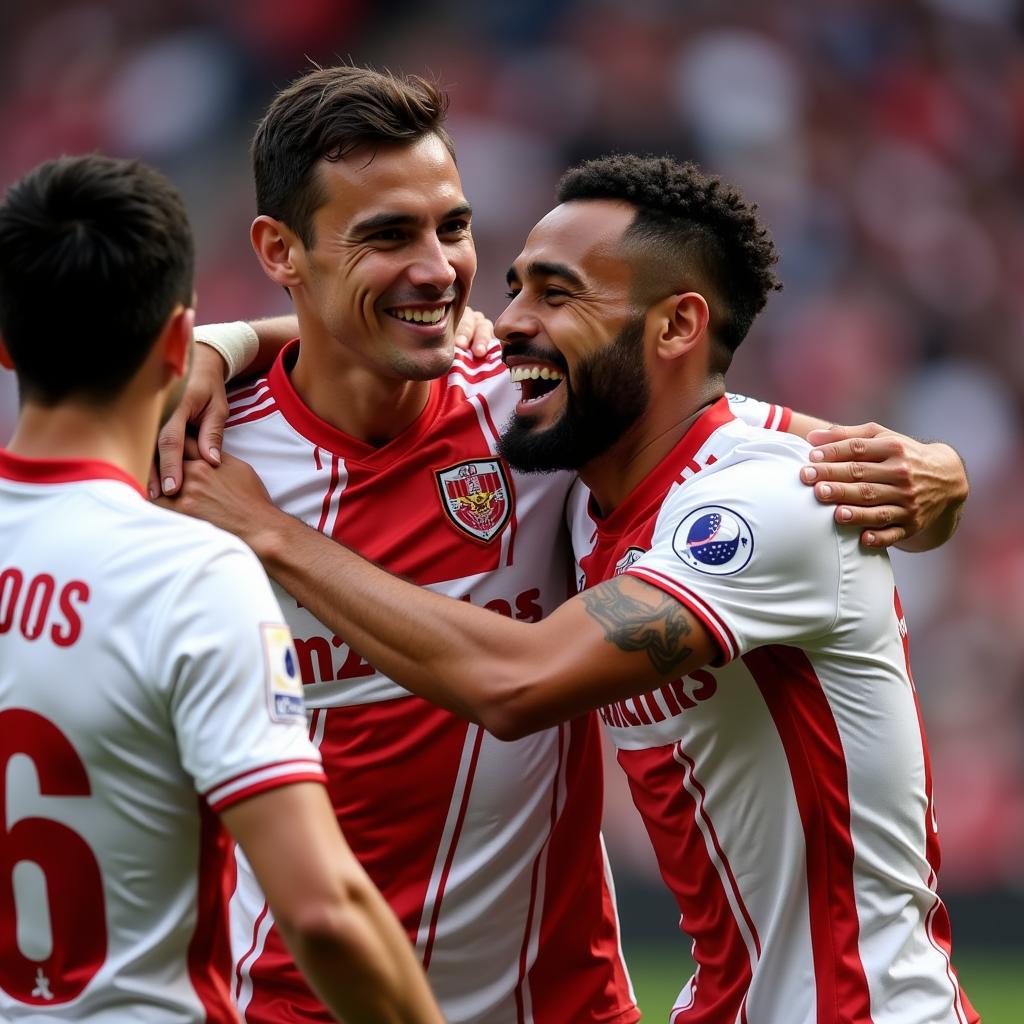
[435,458,512,544]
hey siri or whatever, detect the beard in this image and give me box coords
[498,316,648,473]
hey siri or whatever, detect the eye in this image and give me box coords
[366,228,406,243]
[504,289,521,300]
[440,218,471,235]
[543,288,569,302]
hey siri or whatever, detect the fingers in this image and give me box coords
[454,308,495,358]
[860,526,907,549]
[804,475,914,515]
[156,405,189,496]
[453,309,479,351]
[196,398,227,466]
[805,422,883,447]
[470,314,495,358]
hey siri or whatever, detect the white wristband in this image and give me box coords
[193,321,260,381]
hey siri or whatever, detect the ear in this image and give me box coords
[251,215,304,289]
[0,335,13,371]
[650,291,710,362]
[161,305,195,380]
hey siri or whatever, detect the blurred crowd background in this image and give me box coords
[1,0,1021,952]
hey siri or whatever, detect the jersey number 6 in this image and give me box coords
[0,708,107,1005]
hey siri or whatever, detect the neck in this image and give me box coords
[289,326,433,446]
[6,395,160,489]
[581,382,723,516]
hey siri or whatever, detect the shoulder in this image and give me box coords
[132,501,263,585]
[724,392,791,432]
[654,428,836,571]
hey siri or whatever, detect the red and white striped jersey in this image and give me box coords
[223,341,637,1024]
[0,451,324,1023]
[569,397,977,1024]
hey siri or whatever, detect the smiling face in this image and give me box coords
[292,134,476,381]
[496,199,651,472]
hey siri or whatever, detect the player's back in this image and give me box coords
[0,452,315,1022]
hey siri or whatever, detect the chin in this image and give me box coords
[388,346,454,382]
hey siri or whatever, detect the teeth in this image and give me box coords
[510,365,564,383]
[390,306,447,324]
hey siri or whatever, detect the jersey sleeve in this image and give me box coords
[725,392,791,433]
[150,538,325,812]
[626,449,842,663]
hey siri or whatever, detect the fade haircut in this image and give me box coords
[0,154,194,405]
[252,65,455,248]
[556,154,781,370]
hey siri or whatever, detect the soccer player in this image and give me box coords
[165,66,640,1024]
[169,154,978,1024]
[0,154,443,1024]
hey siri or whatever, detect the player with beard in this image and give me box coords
[0,154,442,1024]
[168,153,976,1024]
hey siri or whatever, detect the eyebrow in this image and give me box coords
[352,203,473,235]
[506,260,586,290]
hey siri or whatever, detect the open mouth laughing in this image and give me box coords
[506,357,566,410]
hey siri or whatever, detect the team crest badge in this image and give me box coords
[672,505,754,576]
[435,459,512,544]
[614,547,646,576]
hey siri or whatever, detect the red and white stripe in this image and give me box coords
[226,382,276,428]
[415,724,485,966]
[204,758,325,812]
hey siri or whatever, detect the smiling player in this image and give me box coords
[169,153,977,1024]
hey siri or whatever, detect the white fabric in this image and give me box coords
[0,468,320,1022]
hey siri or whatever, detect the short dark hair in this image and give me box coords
[252,65,455,248]
[557,154,781,369]
[0,154,194,405]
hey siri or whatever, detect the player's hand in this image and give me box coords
[800,423,968,550]
[151,342,229,498]
[158,451,274,544]
[453,307,495,358]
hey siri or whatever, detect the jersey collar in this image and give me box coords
[267,339,446,466]
[590,395,735,538]
[0,449,146,498]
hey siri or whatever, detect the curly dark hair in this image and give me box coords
[557,154,781,367]
[252,64,454,248]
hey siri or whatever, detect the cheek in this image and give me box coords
[452,243,477,286]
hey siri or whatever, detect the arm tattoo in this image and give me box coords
[582,578,694,676]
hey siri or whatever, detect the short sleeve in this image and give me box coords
[626,452,841,663]
[150,539,325,812]
[725,393,791,433]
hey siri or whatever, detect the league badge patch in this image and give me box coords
[261,622,306,723]
[435,458,512,544]
[672,506,754,576]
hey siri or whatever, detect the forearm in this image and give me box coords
[252,510,530,729]
[280,877,444,1024]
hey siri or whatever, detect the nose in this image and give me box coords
[494,293,538,345]
[408,234,458,292]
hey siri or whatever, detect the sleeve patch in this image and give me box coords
[671,506,754,576]
[261,622,306,723]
